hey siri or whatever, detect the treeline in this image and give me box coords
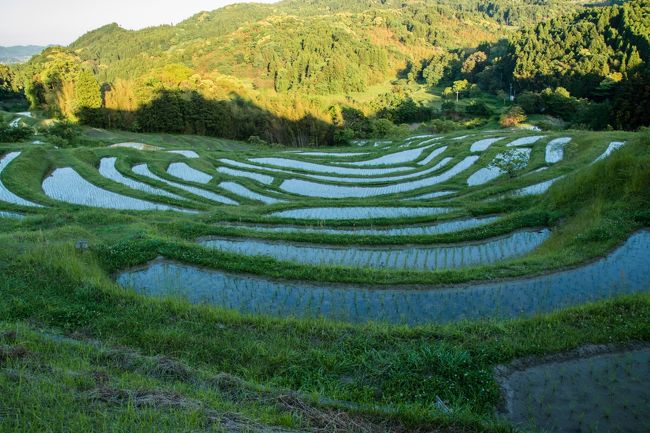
[509,0,649,97]
[507,0,650,129]
[3,0,649,145]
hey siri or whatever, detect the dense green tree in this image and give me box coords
[452,80,470,101]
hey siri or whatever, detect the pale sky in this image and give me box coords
[0,0,279,46]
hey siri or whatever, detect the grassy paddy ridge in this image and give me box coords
[1,125,650,432]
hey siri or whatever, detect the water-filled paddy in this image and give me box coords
[133,164,238,205]
[199,229,549,271]
[545,137,572,163]
[506,136,546,147]
[0,210,24,219]
[216,167,274,185]
[470,137,504,152]
[340,145,435,166]
[270,206,453,220]
[280,156,479,198]
[99,158,183,200]
[168,150,200,158]
[116,231,650,325]
[0,152,43,207]
[499,347,650,433]
[467,149,532,186]
[408,190,456,200]
[43,167,187,211]
[225,216,499,236]
[294,151,368,157]
[594,141,626,163]
[249,157,412,175]
[167,162,212,184]
[513,177,563,196]
[218,182,284,204]
[304,155,450,184]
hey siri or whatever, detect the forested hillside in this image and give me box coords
[508,0,650,128]
[3,0,648,145]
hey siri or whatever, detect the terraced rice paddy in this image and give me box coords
[166,162,213,184]
[296,155,451,185]
[117,231,650,324]
[0,210,24,219]
[1,132,640,318]
[2,127,647,433]
[280,156,479,198]
[167,150,200,158]
[99,158,183,200]
[216,166,274,184]
[132,164,238,205]
[270,206,453,220]
[594,141,626,162]
[200,229,550,270]
[248,157,412,175]
[219,181,284,204]
[43,167,188,211]
[467,148,532,186]
[470,137,504,152]
[498,347,650,433]
[224,216,500,236]
[545,137,572,163]
[339,145,436,166]
[506,135,546,147]
[513,177,563,196]
[409,190,456,200]
[0,152,43,207]
[294,151,368,157]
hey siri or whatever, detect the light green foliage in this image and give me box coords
[452,80,470,101]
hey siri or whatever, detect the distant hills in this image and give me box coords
[3,0,648,144]
[0,45,46,64]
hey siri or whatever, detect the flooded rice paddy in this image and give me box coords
[269,206,453,220]
[43,167,187,211]
[199,229,550,271]
[499,347,650,433]
[225,216,500,236]
[117,231,650,325]
[0,152,43,207]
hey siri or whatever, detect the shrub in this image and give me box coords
[371,118,395,138]
[499,105,527,127]
[490,149,529,178]
[333,127,355,145]
[45,121,82,147]
[430,119,458,133]
[247,135,268,146]
[516,91,544,114]
[0,124,32,143]
[465,100,492,116]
